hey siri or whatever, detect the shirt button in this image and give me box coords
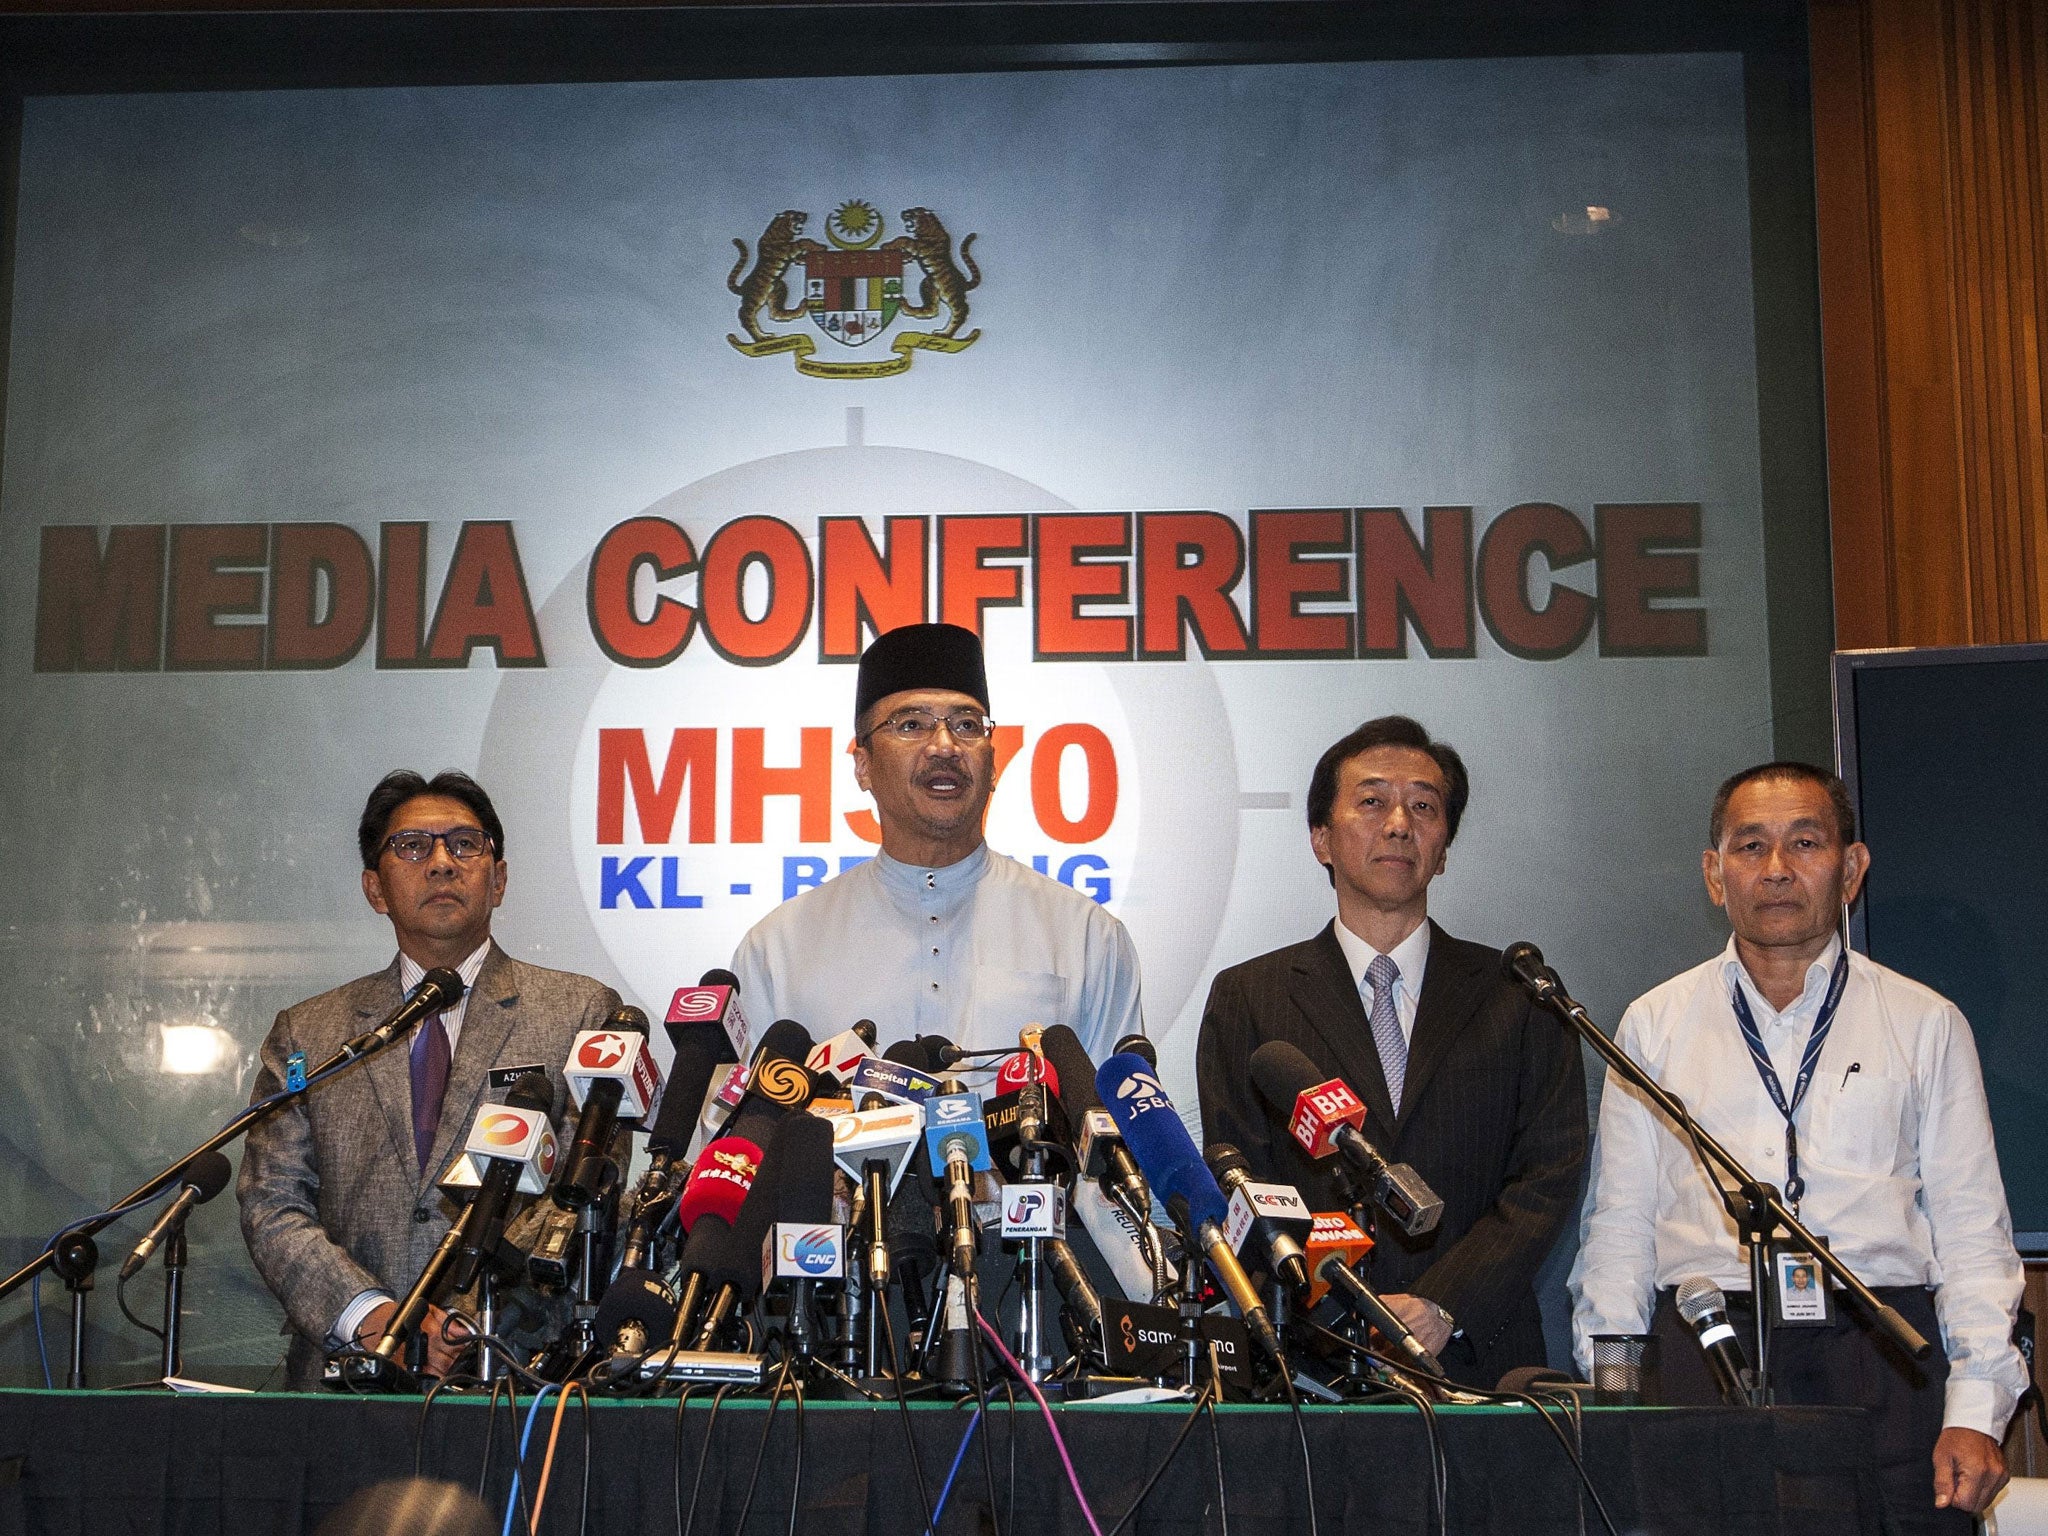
[412,1207,430,1224]
[932,947,939,955]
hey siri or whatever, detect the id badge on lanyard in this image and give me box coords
[1728,949,1850,1217]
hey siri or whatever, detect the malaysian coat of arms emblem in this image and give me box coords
[727,201,980,378]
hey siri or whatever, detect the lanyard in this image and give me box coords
[1728,949,1850,1212]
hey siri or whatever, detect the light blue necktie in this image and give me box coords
[1365,953,1406,1115]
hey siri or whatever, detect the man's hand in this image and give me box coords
[358,1299,475,1379]
[1932,1426,2007,1514]
[1380,1293,1454,1356]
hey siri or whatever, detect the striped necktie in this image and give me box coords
[1365,953,1406,1115]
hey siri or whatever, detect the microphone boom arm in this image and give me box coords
[1505,948,1930,1378]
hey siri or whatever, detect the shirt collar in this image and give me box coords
[871,841,991,896]
[1332,914,1432,994]
[399,936,493,999]
[1720,932,1842,1024]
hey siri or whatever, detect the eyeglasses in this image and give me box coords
[384,827,495,862]
[868,709,996,744]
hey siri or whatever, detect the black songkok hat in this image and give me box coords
[855,623,990,724]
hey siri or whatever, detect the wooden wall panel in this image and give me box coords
[1814,0,2048,648]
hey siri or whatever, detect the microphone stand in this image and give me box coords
[1508,952,1931,1405]
[0,980,452,1304]
[160,1226,188,1380]
[51,1234,97,1389]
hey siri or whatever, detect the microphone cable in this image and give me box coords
[525,1380,592,1536]
[726,1361,791,1536]
[1101,1367,1214,1536]
[677,1384,733,1536]
[1277,1364,1321,1536]
[974,1308,1107,1536]
[879,1288,940,1536]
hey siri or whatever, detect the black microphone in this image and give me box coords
[1113,1033,1156,1066]
[343,967,466,1058]
[1248,1040,1444,1237]
[724,1019,818,1143]
[119,1150,232,1281]
[447,1071,556,1296]
[879,1040,941,1337]
[1203,1143,1310,1292]
[1041,1024,1153,1214]
[695,1110,828,1348]
[1310,1249,1445,1377]
[594,1267,679,1360]
[617,1014,737,1272]
[557,1006,654,1208]
[1675,1276,1754,1406]
[1499,940,1555,995]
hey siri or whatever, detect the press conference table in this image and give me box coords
[0,1387,1879,1535]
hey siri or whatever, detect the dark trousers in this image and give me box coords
[1649,1285,1969,1536]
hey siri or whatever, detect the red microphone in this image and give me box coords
[1288,1077,1368,1159]
[676,1136,762,1231]
[1303,1211,1374,1307]
[994,1048,1060,1097]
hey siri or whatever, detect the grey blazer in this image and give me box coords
[236,942,622,1387]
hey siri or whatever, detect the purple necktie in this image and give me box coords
[410,1012,451,1172]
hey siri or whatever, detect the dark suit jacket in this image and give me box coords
[236,943,621,1387]
[1196,919,1586,1387]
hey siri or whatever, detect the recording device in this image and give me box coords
[1204,1144,1311,1293]
[1675,1276,1755,1407]
[1095,1053,1285,1365]
[593,1267,679,1359]
[1248,1041,1444,1237]
[559,1006,662,1208]
[119,1150,232,1282]
[380,1071,556,1363]
[667,966,753,1060]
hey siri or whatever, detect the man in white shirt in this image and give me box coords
[1572,761,2025,1531]
[733,622,1143,1061]
[237,771,621,1387]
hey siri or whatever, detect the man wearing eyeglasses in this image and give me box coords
[732,622,1143,1061]
[237,769,623,1388]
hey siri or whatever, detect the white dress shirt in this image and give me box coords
[1570,935,2027,1437]
[1329,915,1431,1046]
[331,938,494,1348]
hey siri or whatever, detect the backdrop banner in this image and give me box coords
[0,53,1778,1379]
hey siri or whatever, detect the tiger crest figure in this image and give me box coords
[724,200,982,378]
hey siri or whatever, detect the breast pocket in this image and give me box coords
[1813,1072,1908,1173]
[968,968,1070,1042]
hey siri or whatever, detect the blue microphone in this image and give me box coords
[1095,1054,1284,1362]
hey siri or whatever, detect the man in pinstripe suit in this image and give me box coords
[1196,716,1587,1388]
[237,770,622,1388]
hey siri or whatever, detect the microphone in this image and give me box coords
[666,967,754,1061]
[1095,1053,1285,1364]
[831,1100,926,1287]
[1113,1034,1156,1065]
[342,967,466,1059]
[1038,1025,1163,1290]
[724,1019,818,1137]
[696,1112,827,1348]
[1675,1277,1754,1406]
[594,1268,679,1360]
[665,1135,763,1344]
[380,1071,555,1362]
[1204,1144,1311,1293]
[617,1013,737,1271]
[1248,1041,1444,1237]
[1499,941,1555,996]
[120,1150,232,1281]
[445,1071,559,1295]
[1291,1205,1443,1378]
[806,1020,878,1083]
[923,1089,994,1278]
[1302,1211,1374,1307]
[559,1007,662,1208]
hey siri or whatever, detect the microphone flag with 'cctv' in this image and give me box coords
[1095,1053,1286,1363]
[1248,1040,1444,1237]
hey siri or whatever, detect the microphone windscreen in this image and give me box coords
[699,967,740,990]
[1113,1033,1156,1067]
[994,1050,1060,1097]
[767,1112,837,1226]
[505,1071,555,1114]
[184,1149,234,1202]
[1675,1276,1728,1325]
[709,1137,787,1296]
[676,1136,762,1231]
[650,1021,734,1152]
[882,1037,934,1073]
[417,967,467,1011]
[1038,1025,1104,1116]
[593,1267,678,1344]
[1202,1143,1252,1184]
[757,1018,815,1065]
[884,1164,938,1265]
[1248,1040,1324,1115]
[604,1005,651,1035]
[1095,1052,1221,1227]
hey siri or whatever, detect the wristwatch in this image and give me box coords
[1428,1300,1457,1336]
